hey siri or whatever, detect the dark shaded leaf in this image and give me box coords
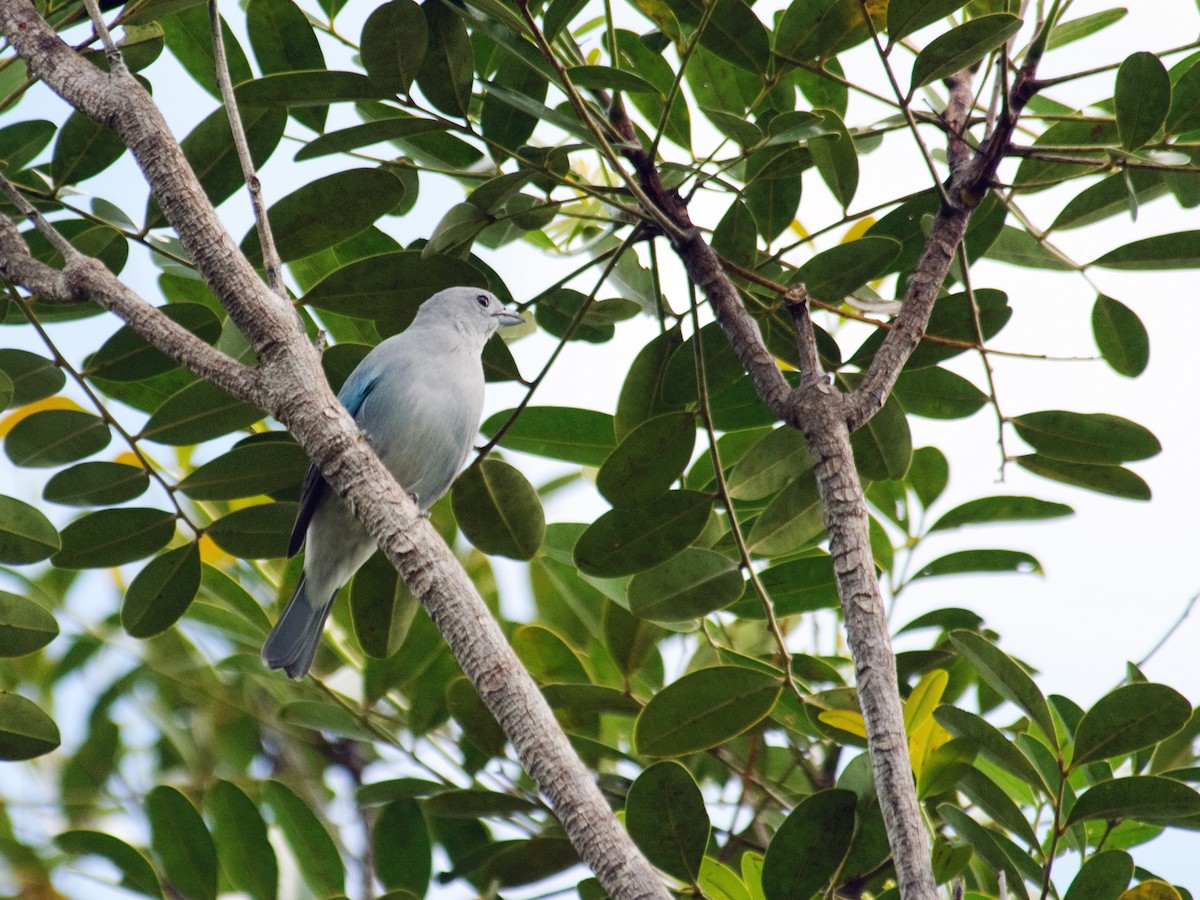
[596,413,696,508]
[303,250,486,321]
[1011,410,1160,464]
[909,14,1022,92]
[0,350,64,406]
[0,691,60,760]
[626,761,709,882]
[5,409,110,468]
[628,548,744,623]
[793,236,900,302]
[575,490,713,577]
[360,0,426,94]
[1115,51,1170,150]
[934,706,1047,789]
[55,831,162,899]
[0,590,57,657]
[915,549,1041,579]
[929,496,1072,532]
[236,70,391,106]
[207,503,295,559]
[452,458,545,560]
[1093,231,1200,269]
[87,303,222,381]
[893,367,988,419]
[1071,683,1191,768]
[208,780,277,900]
[1063,850,1133,900]
[295,116,449,160]
[634,666,781,756]
[51,111,126,186]
[747,471,825,557]
[140,381,264,445]
[53,508,177,569]
[1015,454,1151,500]
[887,0,970,42]
[147,785,218,900]
[949,631,1057,746]
[415,0,473,118]
[1066,776,1200,826]
[0,495,59,564]
[263,780,345,896]
[481,407,615,466]
[1092,295,1149,377]
[122,542,201,638]
[350,551,420,659]
[374,798,431,895]
[176,440,308,500]
[762,790,856,900]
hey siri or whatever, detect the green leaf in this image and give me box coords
[0,494,60,564]
[277,701,376,740]
[513,624,589,685]
[1050,170,1167,232]
[1016,454,1151,500]
[793,237,901,302]
[1066,776,1200,827]
[242,168,405,263]
[734,556,839,618]
[934,706,1047,789]
[1070,683,1192,768]
[245,0,325,131]
[452,458,545,560]
[949,631,1057,746]
[0,371,11,411]
[761,790,856,900]
[122,542,201,638]
[0,350,64,406]
[908,446,949,507]
[0,691,60,760]
[985,225,1074,270]
[43,461,150,507]
[626,761,710,882]
[295,116,449,161]
[374,798,431,895]
[147,785,218,900]
[727,426,811,501]
[415,0,473,118]
[236,71,390,106]
[614,30,692,150]
[808,110,858,208]
[956,768,1039,848]
[744,155,803,243]
[161,5,252,99]
[1014,118,1118,191]
[140,380,264,445]
[55,831,163,899]
[634,666,782,756]
[1092,295,1149,377]
[671,0,770,76]
[422,788,540,819]
[481,407,615,466]
[303,250,485,321]
[936,805,1031,900]
[616,328,686,441]
[596,412,696,508]
[87,303,222,381]
[1063,850,1133,900]
[712,197,757,267]
[887,0,970,42]
[176,439,308,499]
[930,496,1073,532]
[850,292,1011,371]
[910,14,1022,92]
[481,56,549,157]
[1167,57,1200,134]
[51,111,126,186]
[5,409,110,468]
[574,490,713,577]
[351,551,419,659]
[208,780,278,900]
[893,367,988,419]
[1011,410,1160,464]
[207,503,295,559]
[1048,9,1128,51]
[628,548,745,623]
[148,105,286,229]
[1115,52,1170,150]
[1093,231,1200,269]
[663,321,747,407]
[914,549,1041,579]
[747,472,825,557]
[361,0,427,94]
[263,780,345,896]
[849,390,911,481]
[53,508,177,569]
[541,683,642,717]
[0,590,57,656]
[0,119,55,172]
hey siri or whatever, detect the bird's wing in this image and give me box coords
[287,365,382,557]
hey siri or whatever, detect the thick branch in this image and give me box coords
[0,214,259,401]
[0,5,669,898]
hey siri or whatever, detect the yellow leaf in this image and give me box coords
[0,396,83,436]
[789,219,810,239]
[198,534,233,567]
[112,451,142,467]
[1119,882,1183,900]
[841,216,877,243]
[903,669,948,733]
[818,708,868,738]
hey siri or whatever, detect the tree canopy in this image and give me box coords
[1,1,1199,899]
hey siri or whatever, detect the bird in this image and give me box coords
[262,286,524,678]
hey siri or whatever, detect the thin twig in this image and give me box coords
[955,241,1008,477]
[1136,589,1200,669]
[208,0,285,297]
[782,285,823,389]
[81,0,121,64]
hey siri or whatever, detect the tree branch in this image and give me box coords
[0,5,670,899]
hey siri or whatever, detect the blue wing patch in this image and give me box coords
[287,367,381,557]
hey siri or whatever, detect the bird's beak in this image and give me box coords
[494,308,525,327]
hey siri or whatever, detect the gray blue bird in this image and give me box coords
[263,286,523,678]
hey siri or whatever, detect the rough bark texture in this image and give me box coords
[0,5,669,898]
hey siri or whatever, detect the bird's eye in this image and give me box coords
[475,294,489,308]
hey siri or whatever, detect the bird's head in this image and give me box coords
[415,286,524,342]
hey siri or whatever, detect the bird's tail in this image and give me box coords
[262,575,334,679]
